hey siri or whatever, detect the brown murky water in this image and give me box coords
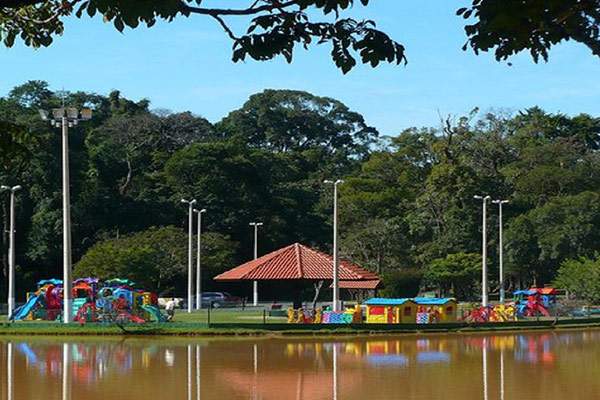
[1,330,600,400]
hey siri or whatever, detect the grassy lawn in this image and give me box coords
[173,308,287,324]
[0,307,290,336]
[3,306,600,337]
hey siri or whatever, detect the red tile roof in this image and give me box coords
[334,280,381,289]
[214,243,380,282]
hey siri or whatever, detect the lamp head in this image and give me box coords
[0,185,10,191]
[323,180,333,184]
[38,109,49,121]
[66,107,79,119]
[12,185,22,192]
[52,108,65,119]
[80,108,93,120]
[335,179,344,185]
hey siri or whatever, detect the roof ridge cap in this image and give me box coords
[295,243,303,278]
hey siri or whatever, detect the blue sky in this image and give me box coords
[1,1,600,136]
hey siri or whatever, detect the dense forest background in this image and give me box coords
[1,81,599,302]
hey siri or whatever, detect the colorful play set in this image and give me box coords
[288,289,560,325]
[365,298,458,324]
[464,287,557,323]
[11,278,166,324]
[287,297,458,325]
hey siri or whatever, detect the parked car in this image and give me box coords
[200,292,241,308]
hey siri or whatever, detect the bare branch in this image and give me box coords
[0,0,46,7]
[182,1,298,16]
[210,13,238,40]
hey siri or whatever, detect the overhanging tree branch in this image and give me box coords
[182,1,298,16]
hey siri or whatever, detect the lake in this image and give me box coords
[1,329,599,399]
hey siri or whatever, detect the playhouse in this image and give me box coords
[413,297,458,323]
[364,297,457,324]
[364,298,417,324]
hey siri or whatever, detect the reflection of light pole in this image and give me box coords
[182,199,197,313]
[7,341,13,400]
[196,345,201,400]
[252,343,259,400]
[493,199,509,303]
[193,208,206,310]
[253,343,258,374]
[500,348,505,400]
[1,185,22,319]
[324,180,344,312]
[333,343,338,400]
[249,222,263,306]
[482,338,488,400]
[474,195,491,307]
[62,343,70,400]
[187,345,192,400]
[40,107,92,323]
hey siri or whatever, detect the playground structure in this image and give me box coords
[413,298,457,323]
[464,287,557,322]
[12,278,166,324]
[464,304,517,323]
[365,298,417,324]
[286,298,457,325]
[364,298,457,324]
[514,288,556,317]
[287,305,363,324]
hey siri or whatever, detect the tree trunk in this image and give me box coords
[119,158,133,195]
[312,280,323,310]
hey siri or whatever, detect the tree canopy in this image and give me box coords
[1,81,600,300]
[3,1,600,72]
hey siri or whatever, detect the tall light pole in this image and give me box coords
[474,195,491,307]
[182,198,197,313]
[1,185,22,319]
[493,199,509,303]
[324,179,344,312]
[193,208,206,310]
[249,222,263,306]
[40,107,92,323]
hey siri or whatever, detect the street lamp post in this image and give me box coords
[474,195,491,307]
[40,107,92,323]
[249,222,263,306]
[324,179,344,312]
[193,208,206,310]
[493,199,509,303]
[1,185,22,319]
[182,198,197,313]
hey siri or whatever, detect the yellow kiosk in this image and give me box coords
[364,298,418,324]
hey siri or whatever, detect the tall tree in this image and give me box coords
[217,89,378,159]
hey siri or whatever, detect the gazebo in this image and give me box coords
[214,243,380,306]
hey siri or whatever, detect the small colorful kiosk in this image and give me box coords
[365,297,457,324]
[364,298,417,323]
[413,297,457,323]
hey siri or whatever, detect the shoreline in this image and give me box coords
[2,316,600,337]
